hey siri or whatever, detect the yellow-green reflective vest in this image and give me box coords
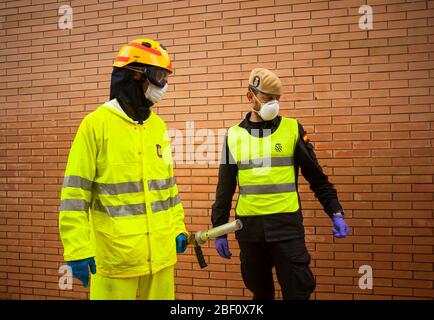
[227,117,300,216]
[59,99,187,278]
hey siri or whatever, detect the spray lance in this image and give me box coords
[183,219,243,268]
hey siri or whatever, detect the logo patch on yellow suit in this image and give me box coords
[156,144,162,158]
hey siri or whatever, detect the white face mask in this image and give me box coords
[145,82,168,104]
[251,90,280,121]
[257,99,279,121]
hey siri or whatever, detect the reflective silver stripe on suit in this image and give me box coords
[93,200,145,217]
[60,199,90,211]
[239,183,297,195]
[62,176,93,191]
[148,177,176,191]
[237,157,294,170]
[95,181,144,195]
[151,195,181,213]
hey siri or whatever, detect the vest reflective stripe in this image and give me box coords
[62,176,93,191]
[60,199,90,211]
[237,156,294,170]
[227,117,300,216]
[93,200,145,217]
[239,183,297,195]
[95,181,143,195]
[151,195,181,213]
[148,177,176,191]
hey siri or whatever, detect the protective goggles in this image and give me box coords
[125,65,169,88]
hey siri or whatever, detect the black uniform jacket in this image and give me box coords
[211,112,343,242]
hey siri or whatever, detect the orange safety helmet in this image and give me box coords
[113,38,173,74]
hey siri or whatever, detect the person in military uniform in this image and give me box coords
[211,68,350,300]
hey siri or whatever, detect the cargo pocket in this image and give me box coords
[290,251,316,299]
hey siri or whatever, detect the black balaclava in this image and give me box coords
[110,64,154,124]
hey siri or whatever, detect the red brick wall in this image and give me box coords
[0,0,433,300]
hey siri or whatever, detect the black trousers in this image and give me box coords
[238,237,316,300]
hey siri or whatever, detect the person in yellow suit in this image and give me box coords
[59,39,188,300]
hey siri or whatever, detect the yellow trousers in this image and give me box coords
[90,265,174,300]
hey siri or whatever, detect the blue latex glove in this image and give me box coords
[67,257,96,288]
[332,215,350,238]
[176,233,187,254]
[215,237,231,259]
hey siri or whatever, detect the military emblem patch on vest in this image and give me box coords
[275,143,283,152]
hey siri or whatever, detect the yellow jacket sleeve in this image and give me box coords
[169,156,188,238]
[59,116,97,261]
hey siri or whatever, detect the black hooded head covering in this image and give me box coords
[110,64,154,124]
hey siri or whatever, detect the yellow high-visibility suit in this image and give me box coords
[59,98,187,299]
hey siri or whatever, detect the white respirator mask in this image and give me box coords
[145,82,168,104]
[251,90,280,121]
